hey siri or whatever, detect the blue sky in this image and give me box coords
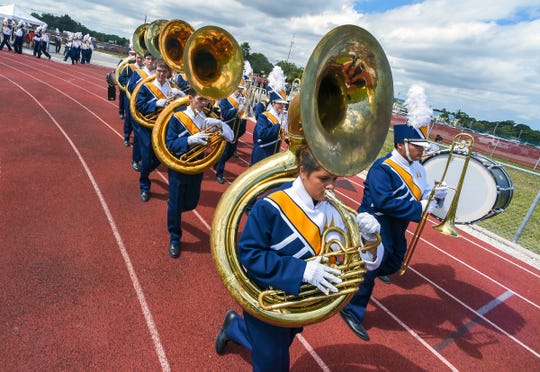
[353,0,423,14]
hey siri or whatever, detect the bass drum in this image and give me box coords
[422,150,513,224]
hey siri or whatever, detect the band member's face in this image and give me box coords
[300,167,338,202]
[155,67,169,84]
[273,102,286,113]
[397,142,425,161]
[190,95,210,112]
[135,55,143,64]
[144,56,155,70]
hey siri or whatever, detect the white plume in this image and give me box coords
[243,60,253,77]
[267,66,287,92]
[404,84,432,129]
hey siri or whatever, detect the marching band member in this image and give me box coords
[13,20,24,54]
[215,145,383,371]
[72,32,82,63]
[118,48,142,144]
[134,58,185,202]
[54,29,62,54]
[340,85,449,341]
[63,34,73,63]
[127,51,155,173]
[0,18,12,52]
[39,24,51,60]
[32,26,41,57]
[214,84,247,184]
[249,66,289,166]
[165,87,234,258]
[80,34,89,64]
[254,92,269,121]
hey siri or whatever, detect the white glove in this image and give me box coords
[187,132,210,146]
[360,243,384,271]
[237,96,246,105]
[156,98,168,107]
[204,117,223,129]
[421,199,438,214]
[433,181,449,200]
[302,256,342,295]
[355,212,380,241]
[170,88,184,97]
[237,103,245,113]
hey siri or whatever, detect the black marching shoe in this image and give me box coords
[169,242,180,258]
[123,139,130,147]
[379,275,391,284]
[215,310,238,355]
[131,161,140,172]
[216,176,225,184]
[140,191,150,202]
[340,310,370,341]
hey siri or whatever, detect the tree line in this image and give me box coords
[33,12,539,146]
[32,12,129,46]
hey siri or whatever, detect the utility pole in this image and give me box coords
[286,33,295,63]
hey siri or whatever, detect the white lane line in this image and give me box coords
[2,74,171,371]
[411,268,540,358]
[433,290,514,351]
[371,297,459,371]
[296,334,331,372]
[410,233,540,311]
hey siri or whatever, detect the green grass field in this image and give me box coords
[368,131,540,255]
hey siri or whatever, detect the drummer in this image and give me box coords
[340,84,450,342]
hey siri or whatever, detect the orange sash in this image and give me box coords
[145,82,167,100]
[173,112,200,134]
[383,158,422,200]
[267,191,323,255]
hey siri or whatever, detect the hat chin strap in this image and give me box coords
[404,141,414,163]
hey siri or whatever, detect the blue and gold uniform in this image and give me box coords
[224,177,349,371]
[214,86,247,182]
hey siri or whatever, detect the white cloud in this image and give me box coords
[15,0,540,129]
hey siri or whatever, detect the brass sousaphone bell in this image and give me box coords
[115,22,149,93]
[151,25,244,174]
[129,19,193,129]
[211,25,393,327]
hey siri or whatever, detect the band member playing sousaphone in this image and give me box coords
[126,51,155,173]
[214,83,247,184]
[133,58,184,202]
[165,88,234,258]
[117,47,143,147]
[215,146,384,370]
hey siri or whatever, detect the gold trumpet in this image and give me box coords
[398,133,475,275]
[211,24,393,327]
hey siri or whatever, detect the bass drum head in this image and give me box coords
[422,151,513,224]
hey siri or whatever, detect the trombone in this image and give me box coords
[398,133,474,275]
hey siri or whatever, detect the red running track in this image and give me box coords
[1,51,539,371]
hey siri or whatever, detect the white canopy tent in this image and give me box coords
[0,4,46,26]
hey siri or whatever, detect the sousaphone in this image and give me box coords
[151,25,244,174]
[115,23,149,92]
[211,25,393,327]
